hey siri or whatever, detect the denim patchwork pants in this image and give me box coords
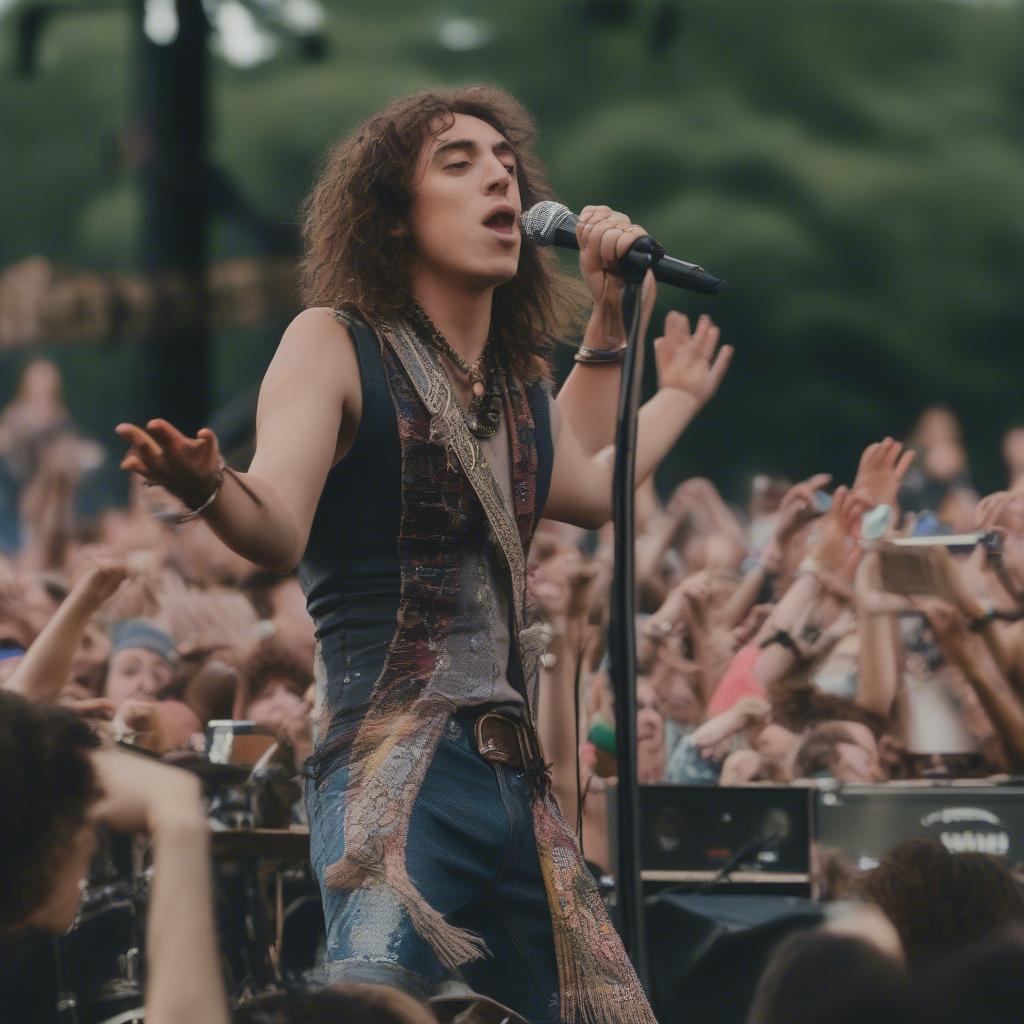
[305,706,561,1024]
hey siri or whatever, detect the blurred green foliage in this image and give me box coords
[2,0,1024,503]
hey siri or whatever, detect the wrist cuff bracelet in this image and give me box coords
[151,463,226,524]
[574,342,628,364]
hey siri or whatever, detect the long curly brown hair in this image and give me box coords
[300,85,586,383]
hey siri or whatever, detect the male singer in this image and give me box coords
[118,85,730,1023]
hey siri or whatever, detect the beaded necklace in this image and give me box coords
[410,303,502,439]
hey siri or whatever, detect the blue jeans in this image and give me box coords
[305,707,561,1023]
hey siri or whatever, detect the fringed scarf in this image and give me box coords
[324,313,656,1024]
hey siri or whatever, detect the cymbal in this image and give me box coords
[210,827,310,861]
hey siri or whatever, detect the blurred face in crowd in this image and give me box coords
[407,113,522,292]
[753,723,799,775]
[830,720,886,783]
[914,406,962,449]
[247,679,305,735]
[636,680,666,783]
[748,475,790,519]
[18,358,63,406]
[652,654,703,727]
[105,647,174,707]
[923,441,967,484]
[702,535,746,577]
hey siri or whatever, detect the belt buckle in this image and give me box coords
[474,712,514,766]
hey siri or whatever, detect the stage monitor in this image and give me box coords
[816,780,1024,871]
[610,784,815,894]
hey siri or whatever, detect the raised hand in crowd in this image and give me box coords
[70,543,171,622]
[667,476,747,549]
[772,472,834,551]
[719,471,832,630]
[852,436,915,509]
[4,559,132,704]
[804,484,875,592]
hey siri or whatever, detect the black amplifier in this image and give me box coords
[816,780,1024,870]
[610,784,816,894]
[616,781,1024,895]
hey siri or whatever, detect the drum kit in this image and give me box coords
[2,721,322,1024]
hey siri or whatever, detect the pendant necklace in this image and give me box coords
[410,303,502,439]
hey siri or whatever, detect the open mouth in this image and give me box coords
[484,210,517,235]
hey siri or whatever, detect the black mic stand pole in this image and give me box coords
[608,252,653,989]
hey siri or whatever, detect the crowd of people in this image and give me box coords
[3,350,1024,1023]
[533,407,1024,879]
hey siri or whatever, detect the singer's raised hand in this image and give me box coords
[654,312,733,409]
[116,418,222,509]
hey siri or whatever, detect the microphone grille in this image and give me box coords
[520,201,577,246]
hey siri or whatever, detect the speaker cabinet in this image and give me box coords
[817,780,1024,870]
[610,784,815,894]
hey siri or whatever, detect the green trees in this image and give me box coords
[3,0,1024,494]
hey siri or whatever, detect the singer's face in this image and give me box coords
[406,113,522,289]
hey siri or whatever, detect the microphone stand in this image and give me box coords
[608,251,653,989]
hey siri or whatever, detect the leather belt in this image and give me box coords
[473,709,544,772]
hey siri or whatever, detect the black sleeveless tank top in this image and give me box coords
[297,315,554,716]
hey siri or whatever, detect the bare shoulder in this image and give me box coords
[264,306,359,400]
[277,307,355,364]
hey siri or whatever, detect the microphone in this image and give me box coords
[695,807,792,893]
[520,201,727,296]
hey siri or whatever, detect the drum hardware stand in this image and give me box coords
[53,935,79,1024]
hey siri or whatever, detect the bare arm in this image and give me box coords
[90,750,228,1024]
[721,473,833,629]
[545,313,732,529]
[538,617,585,820]
[534,554,598,820]
[4,563,129,703]
[854,551,904,719]
[634,491,683,608]
[146,812,224,1024]
[679,478,748,549]
[117,309,357,573]
[554,205,656,456]
[721,562,775,631]
[927,605,1024,769]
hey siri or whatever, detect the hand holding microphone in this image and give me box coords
[520,200,727,296]
[575,204,655,308]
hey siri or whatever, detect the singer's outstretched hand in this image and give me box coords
[116,419,222,508]
[654,312,733,409]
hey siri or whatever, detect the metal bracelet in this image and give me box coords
[150,463,226,524]
[573,341,628,364]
